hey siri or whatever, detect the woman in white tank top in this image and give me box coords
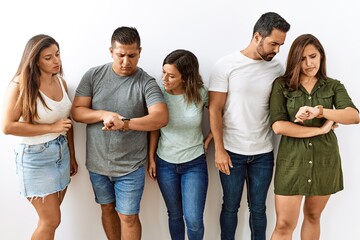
[1,34,78,240]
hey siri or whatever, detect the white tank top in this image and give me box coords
[21,76,72,145]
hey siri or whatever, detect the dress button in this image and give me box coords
[309,142,312,146]
[309,161,313,164]
[308,96,312,100]
[308,179,312,183]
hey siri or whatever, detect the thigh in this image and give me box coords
[113,167,145,215]
[247,151,274,203]
[30,192,62,222]
[156,156,182,212]
[275,194,303,226]
[220,151,247,208]
[303,195,331,216]
[181,155,208,218]
[89,171,115,205]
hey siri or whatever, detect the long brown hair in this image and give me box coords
[163,49,204,105]
[14,34,62,122]
[283,34,327,91]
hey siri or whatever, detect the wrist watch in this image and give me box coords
[121,117,130,131]
[315,105,324,118]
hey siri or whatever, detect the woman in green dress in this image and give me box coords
[269,34,359,239]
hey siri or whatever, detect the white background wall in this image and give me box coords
[1,1,359,239]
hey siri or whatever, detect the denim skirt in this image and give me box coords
[14,135,71,198]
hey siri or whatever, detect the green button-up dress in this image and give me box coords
[269,77,358,195]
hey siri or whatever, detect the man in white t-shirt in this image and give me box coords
[208,12,290,240]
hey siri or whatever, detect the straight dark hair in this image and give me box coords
[15,34,62,122]
[283,34,327,91]
[111,26,141,48]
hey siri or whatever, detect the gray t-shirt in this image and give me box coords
[75,63,165,176]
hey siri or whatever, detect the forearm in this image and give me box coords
[148,130,160,160]
[127,103,168,131]
[323,107,359,124]
[66,126,76,159]
[3,121,54,137]
[71,107,108,124]
[272,120,324,138]
[209,108,226,152]
[128,113,167,131]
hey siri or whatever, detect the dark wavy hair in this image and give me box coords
[163,49,204,105]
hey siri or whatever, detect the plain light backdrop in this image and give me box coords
[0,1,359,239]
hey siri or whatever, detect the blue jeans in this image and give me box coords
[156,154,208,240]
[220,151,274,240]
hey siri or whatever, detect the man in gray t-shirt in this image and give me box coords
[72,27,168,240]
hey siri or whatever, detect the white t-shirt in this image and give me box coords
[209,51,283,155]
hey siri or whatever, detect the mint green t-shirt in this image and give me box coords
[157,86,208,164]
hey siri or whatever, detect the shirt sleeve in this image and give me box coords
[208,59,229,93]
[144,77,165,108]
[75,69,93,97]
[333,80,358,111]
[269,78,290,125]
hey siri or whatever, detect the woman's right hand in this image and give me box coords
[320,119,338,134]
[51,118,72,133]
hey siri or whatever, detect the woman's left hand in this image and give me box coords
[70,157,78,176]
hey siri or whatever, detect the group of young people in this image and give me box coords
[2,11,359,240]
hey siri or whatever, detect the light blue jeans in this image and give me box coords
[156,154,208,240]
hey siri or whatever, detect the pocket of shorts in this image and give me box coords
[24,143,47,154]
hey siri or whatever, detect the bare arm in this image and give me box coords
[125,103,168,131]
[295,105,359,125]
[148,130,160,180]
[209,91,232,175]
[100,102,169,132]
[71,96,110,124]
[62,79,78,176]
[2,81,72,136]
[203,131,213,154]
[272,119,336,138]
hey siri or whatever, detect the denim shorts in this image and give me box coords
[14,135,70,198]
[89,166,145,215]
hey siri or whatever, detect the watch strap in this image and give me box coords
[121,117,130,131]
[315,105,324,118]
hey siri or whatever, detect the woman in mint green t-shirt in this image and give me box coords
[148,49,212,240]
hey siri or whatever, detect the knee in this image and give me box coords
[39,215,61,230]
[101,203,116,214]
[249,203,266,215]
[119,214,140,227]
[304,212,321,224]
[185,217,203,232]
[275,219,296,234]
